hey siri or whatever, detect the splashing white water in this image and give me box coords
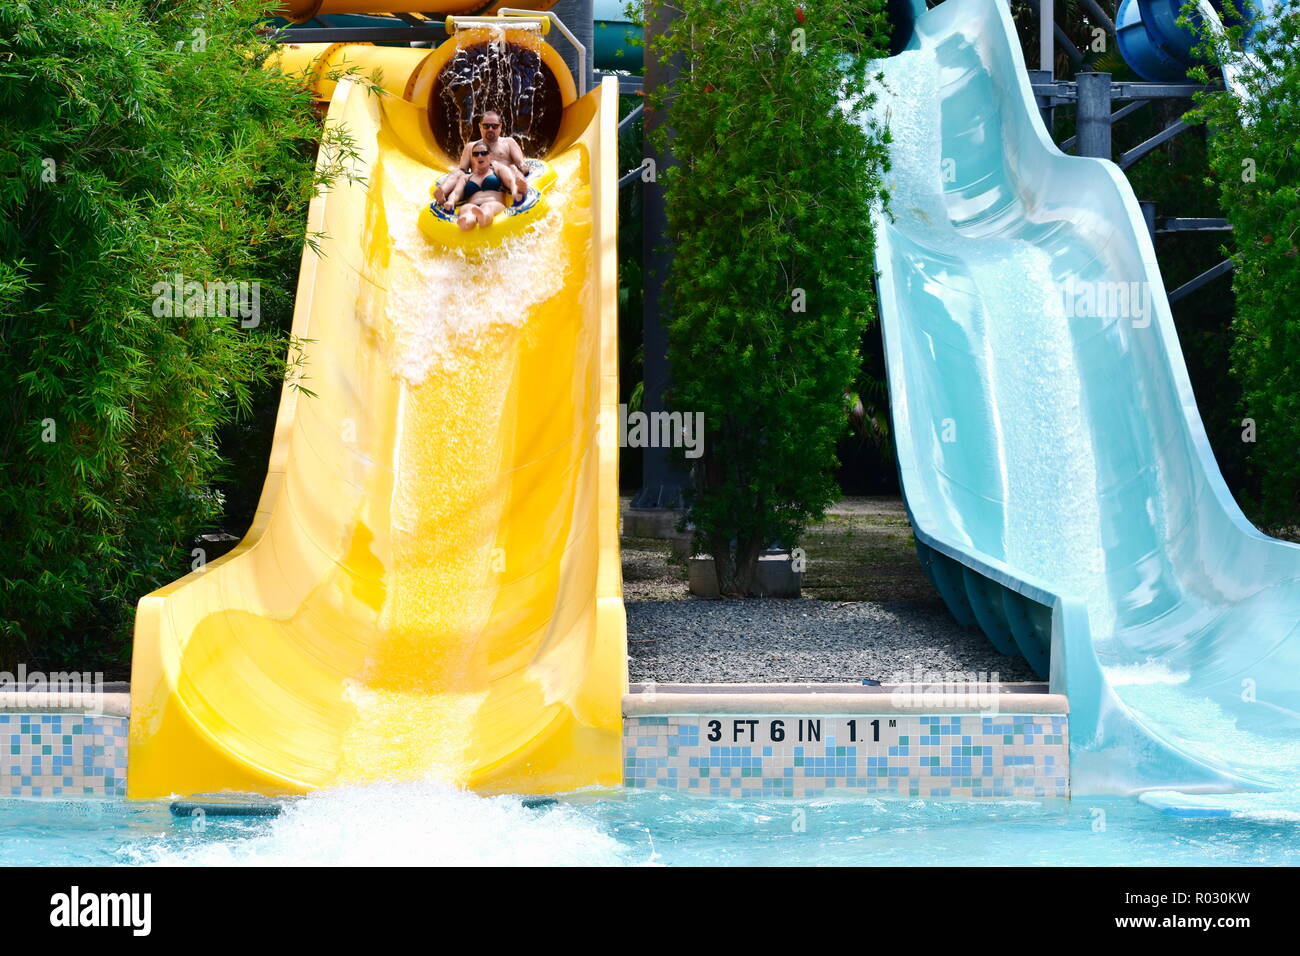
[1105,660,1191,687]
[122,781,633,867]
[1145,788,1300,824]
[378,151,568,385]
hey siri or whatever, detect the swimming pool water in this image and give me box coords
[2,782,1297,866]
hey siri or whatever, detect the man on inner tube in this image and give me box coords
[434,111,529,207]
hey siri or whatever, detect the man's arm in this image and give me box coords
[494,161,523,200]
[507,138,527,177]
[457,141,473,171]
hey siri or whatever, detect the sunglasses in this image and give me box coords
[472,150,490,157]
[481,122,501,128]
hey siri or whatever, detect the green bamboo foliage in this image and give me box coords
[0,0,333,668]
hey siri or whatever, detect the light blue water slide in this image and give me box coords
[870,0,1300,797]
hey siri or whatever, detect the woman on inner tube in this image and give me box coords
[443,143,525,232]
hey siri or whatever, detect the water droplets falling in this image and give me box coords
[431,30,564,160]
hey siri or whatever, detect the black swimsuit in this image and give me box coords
[461,173,505,202]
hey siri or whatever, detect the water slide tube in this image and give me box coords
[592,0,642,71]
[1116,0,1277,81]
[127,23,626,798]
[872,0,1300,796]
[277,0,559,21]
[271,1,642,72]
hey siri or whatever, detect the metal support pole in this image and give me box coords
[547,0,594,96]
[1168,259,1234,302]
[1076,71,1112,160]
[1024,0,1084,66]
[632,0,687,512]
[1140,201,1157,242]
[1158,217,1232,233]
[1027,69,1054,135]
[1119,117,1190,169]
[1040,0,1054,73]
[1078,0,1116,33]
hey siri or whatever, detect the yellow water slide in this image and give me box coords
[277,0,559,21]
[127,22,626,798]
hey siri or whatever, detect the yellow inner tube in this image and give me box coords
[418,158,556,249]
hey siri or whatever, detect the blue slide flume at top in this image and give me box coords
[870,0,1300,799]
[1117,0,1280,84]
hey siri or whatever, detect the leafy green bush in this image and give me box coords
[644,0,890,595]
[1188,3,1300,530]
[0,0,329,669]
[1119,107,1250,503]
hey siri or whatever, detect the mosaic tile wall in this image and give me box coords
[1,714,129,798]
[624,714,1068,799]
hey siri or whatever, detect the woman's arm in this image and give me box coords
[444,178,465,209]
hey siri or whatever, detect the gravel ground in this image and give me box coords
[626,599,1038,684]
[621,537,691,602]
[620,495,1038,683]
